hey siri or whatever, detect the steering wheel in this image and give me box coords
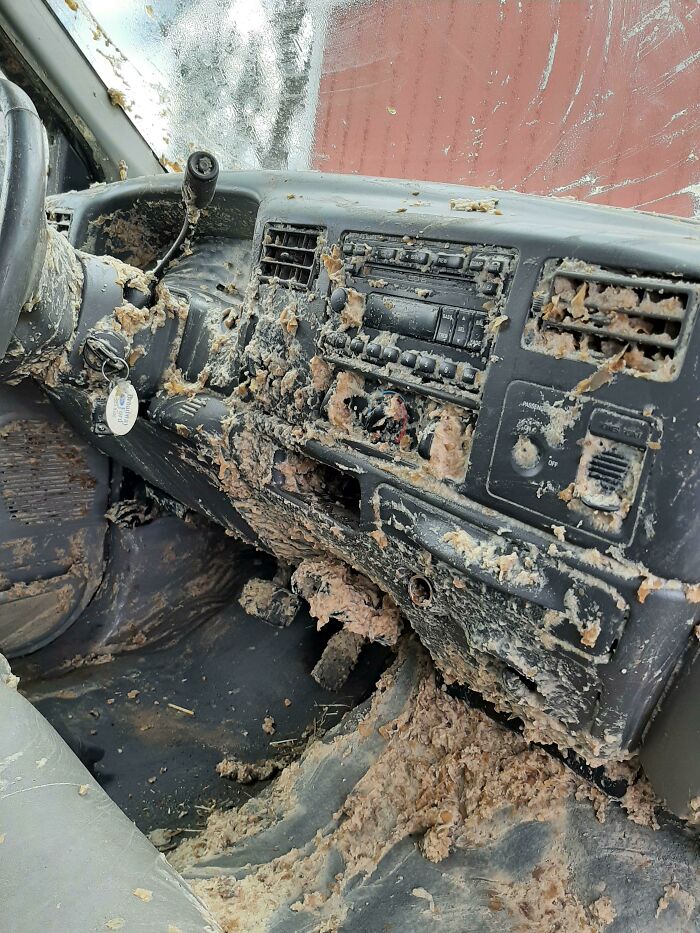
[0,79,48,360]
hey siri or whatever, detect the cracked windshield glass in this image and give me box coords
[49,0,700,217]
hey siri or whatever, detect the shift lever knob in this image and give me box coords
[183,150,219,210]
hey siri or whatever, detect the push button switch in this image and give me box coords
[329,287,348,312]
[410,250,429,265]
[438,360,457,379]
[415,355,436,374]
[459,365,476,385]
[435,308,457,343]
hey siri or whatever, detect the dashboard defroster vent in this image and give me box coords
[260,223,323,289]
[524,259,697,381]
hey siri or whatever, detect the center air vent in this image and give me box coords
[46,209,73,238]
[524,259,697,381]
[260,223,323,289]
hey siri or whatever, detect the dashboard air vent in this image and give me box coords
[46,209,73,238]
[260,223,323,289]
[524,259,696,381]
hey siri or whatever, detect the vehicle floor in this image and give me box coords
[173,642,700,933]
[12,538,699,933]
[16,598,391,841]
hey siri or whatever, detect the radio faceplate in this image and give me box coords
[320,233,518,407]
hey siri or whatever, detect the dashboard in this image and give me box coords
[43,170,700,766]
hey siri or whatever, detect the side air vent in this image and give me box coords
[46,209,73,238]
[259,223,323,289]
[523,259,697,381]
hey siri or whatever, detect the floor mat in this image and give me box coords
[18,600,391,839]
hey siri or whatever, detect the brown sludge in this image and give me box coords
[172,648,625,933]
[292,556,401,645]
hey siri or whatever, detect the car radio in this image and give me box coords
[320,233,518,408]
[316,234,518,480]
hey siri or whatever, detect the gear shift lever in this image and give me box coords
[152,149,219,281]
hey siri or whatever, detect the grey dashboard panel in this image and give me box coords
[52,169,700,573]
[43,169,700,769]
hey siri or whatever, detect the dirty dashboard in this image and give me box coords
[38,171,700,768]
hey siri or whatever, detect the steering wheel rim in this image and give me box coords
[0,79,48,361]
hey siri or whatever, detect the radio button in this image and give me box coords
[487,259,503,273]
[482,282,498,296]
[470,256,486,271]
[382,346,400,363]
[435,253,462,270]
[377,248,396,260]
[365,343,383,361]
[460,365,476,385]
[438,360,457,379]
[331,332,348,349]
[415,355,436,374]
[435,308,457,343]
[452,310,485,349]
[410,250,429,265]
[399,350,418,368]
[350,337,365,354]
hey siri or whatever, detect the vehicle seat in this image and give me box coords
[0,653,221,933]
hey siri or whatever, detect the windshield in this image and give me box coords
[48,0,700,218]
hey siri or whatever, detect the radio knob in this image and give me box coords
[329,287,348,312]
[418,426,435,459]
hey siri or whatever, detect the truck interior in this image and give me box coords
[0,2,698,931]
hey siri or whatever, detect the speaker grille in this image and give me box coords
[0,420,96,526]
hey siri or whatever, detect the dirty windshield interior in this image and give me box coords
[0,2,699,932]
